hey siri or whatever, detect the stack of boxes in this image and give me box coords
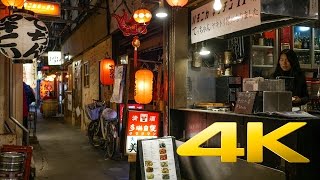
[242,77,292,112]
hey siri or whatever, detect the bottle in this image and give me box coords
[258,33,264,46]
[265,51,274,65]
[315,37,319,50]
[294,32,300,48]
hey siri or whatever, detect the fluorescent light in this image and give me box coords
[213,0,222,11]
[199,46,210,56]
[298,26,310,32]
[156,11,168,18]
[155,0,168,18]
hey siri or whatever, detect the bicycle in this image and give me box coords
[85,99,118,158]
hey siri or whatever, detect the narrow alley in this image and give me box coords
[31,112,129,180]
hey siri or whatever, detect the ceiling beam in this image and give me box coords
[39,16,74,24]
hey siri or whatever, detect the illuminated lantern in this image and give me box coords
[0,10,49,62]
[100,58,115,85]
[134,69,153,104]
[1,0,24,8]
[133,8,152,24]
[166,0,188,7]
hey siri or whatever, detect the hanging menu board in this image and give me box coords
[136,137,181,180]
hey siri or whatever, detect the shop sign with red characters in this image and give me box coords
[126,110,160,154]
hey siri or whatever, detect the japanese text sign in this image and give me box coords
[191,0,261,44]
[24,1,61,17]
[120,104,144,124]
[126,110,160,154]
[48,51,62,65]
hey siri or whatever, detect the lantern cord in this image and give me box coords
[134,48,138,70]
[140,62,150,70]
[104,52,111,59]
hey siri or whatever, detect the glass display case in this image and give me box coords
[250,30,278,78]
[314,28,320,65]
[293,26,312,69]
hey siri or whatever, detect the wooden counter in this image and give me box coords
[170,108,320,180]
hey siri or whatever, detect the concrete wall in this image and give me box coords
[61,1,114,131]
[80,38,112,131]
[0,55,23,145]
[0,55,9,134]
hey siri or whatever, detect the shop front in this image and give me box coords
[167,0,320,179]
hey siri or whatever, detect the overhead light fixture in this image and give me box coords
[298,26,310,32]
[213,0,222,11]
[199,42,210,56]
[156,0,168,18]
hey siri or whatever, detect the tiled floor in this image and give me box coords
[31,112,129,180]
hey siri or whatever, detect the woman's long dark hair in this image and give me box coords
[272,49,302,78]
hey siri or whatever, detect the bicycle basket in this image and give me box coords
[85,102,105,121]
[101,108,117,121]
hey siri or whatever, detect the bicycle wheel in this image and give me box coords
[105,122,117,158]
[87,121,100,147]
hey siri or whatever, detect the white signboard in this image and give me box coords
[48,51,62,65]
[309,0,318,18]
[67,94,72,111]
[191,0,261,44]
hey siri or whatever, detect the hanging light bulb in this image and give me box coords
[199,42,210,56]
[156,0,168,18]
[213,0,222,11]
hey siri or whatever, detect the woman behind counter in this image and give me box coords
[271,49,309,107]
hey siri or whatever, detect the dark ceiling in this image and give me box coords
[38,0,104,52]
[0,0,104,53]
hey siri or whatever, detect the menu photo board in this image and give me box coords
[136,136,181,180]
[126,110,161,155]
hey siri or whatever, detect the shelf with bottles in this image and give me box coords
[293,26,311,49]
[252,32,275,47]
[250,30,277,78]
[252,65,274,68]
[252,45,274,49]
[293,48,310,52]
[251,48,275,67]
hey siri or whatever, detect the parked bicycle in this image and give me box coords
[85,99,118,158]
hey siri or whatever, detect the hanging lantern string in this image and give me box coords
[104,51,111,59]
[141,62,150,70]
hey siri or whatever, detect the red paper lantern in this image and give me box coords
[134,69,153,104]
[100,59,115,85]
[1,0,24,8]
[166,0,188,7]
[133,8,152,24]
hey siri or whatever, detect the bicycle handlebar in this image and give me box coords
[92,99,105,103]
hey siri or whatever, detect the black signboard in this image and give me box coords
[234,92,257,114]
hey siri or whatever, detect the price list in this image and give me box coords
[141,138,178,180]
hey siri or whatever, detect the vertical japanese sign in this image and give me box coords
[191,0,261,44]
[126,110,160,154]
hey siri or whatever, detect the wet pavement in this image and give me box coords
[31,113,129,180]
